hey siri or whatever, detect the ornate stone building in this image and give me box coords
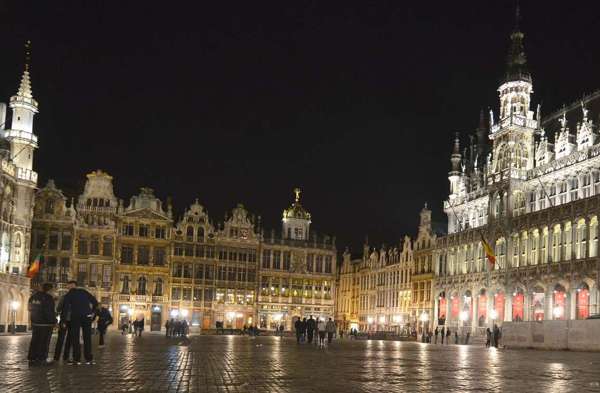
[337,236,413,334]
[0,54,38,332]
[434,15,600,334]
[258,189,336,330]
[410,204,436,334]
[33,178,336,331]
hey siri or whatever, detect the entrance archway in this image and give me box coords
[477,289,487,327]
[493,290,505,323]
[553,284,567,320]
[576,283,590,320]
[531,286,545,321]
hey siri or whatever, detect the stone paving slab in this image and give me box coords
[1,332,600,392]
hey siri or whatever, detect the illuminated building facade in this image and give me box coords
[434,16,600,333]
[0,54,38,332]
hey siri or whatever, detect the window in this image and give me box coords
[154,247,166,265]
[559,182,568,204]
[172,263,183,277]
[183,263,192,278]
[529,192,536,212]
[48,231,59,250]
[262,250,271,269]
[196,245,205,258]
[185,244,194,257]
[218,266,227,281]
[186,226,194,241]
[90,236,100,255]
[45,199,55,214]
[137,246,150,264]
[61,232,72,250]
[171,286,181,300]
[102,265,111,287]
[204,288,214,302]
[570,177,579,201]
[193,287,202,301]
[102,237,113,256]
[139,224,149,237]
[228,267,236,281]
[35,231,46,249]
[182,288,192,301]
[594,172,600,195]
[121,245,134,264]
[121,275,130,294]
[89,263,98,286]
[583,173,591,198]
[316,255,323,272]
[137,277,147,295]
[154,278,163,296]
[155,226,166,239]
[77,263,87,285]
[283,251,291,271]
[325,256,332,273]
[194,264,204,279]
[78,237,88,256]
[307,254,314,272]
[174,243,184,256]
[273,251,281,269]
[205,265,214,280]
[59,258,70,282]
[122,223,134,236]
[197,227,205,242]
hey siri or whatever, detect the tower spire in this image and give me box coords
[16,40,35,100]
[504,2,530,84]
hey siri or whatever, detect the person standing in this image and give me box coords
[97,306,113,347]
[325,318,336,344]
[301,318,308,343]
[54,291,72,362]
[62,280,99,365]
[485,327,492,348]
[339,328,344,339]
[306,315,316,344]
[445,328,451,345]
[493,324,501,348]
[294,318,302,343]
[28,283,57,366]
[434,327,439,344]
[136,317,144,337]
[316,318,326,348]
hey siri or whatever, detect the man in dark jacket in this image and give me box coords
[294,318,302,343]
[28,283,57,366]
[97,306,113,346]
[62,280,99,365]
[53,291,72,362]
[306,315,316,344]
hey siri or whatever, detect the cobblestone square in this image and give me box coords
[1,333,600,392]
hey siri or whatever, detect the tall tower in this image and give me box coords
[282,188,311,240]
[488,6,537,219]
[448,133,462,200]
[5,41,39,273]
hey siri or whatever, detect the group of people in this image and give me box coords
[426,325,501,347]
[165,319,189,337]
[120,318,144,336]
[28,280,111,366]
[485,325,502,348]
[294,316,337,348]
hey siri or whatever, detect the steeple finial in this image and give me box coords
[15,40,34,100]
[294,187,301,203]
[24,40,31,72]
[450,133,462,173]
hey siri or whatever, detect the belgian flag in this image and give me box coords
[27,254,42,278]
[480,233,496,271]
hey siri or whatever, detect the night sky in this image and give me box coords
[1,1,599,254]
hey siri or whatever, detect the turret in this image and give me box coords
[448,133,462,199]
[282,187,311,240]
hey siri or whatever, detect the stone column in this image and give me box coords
[472,291,478,332]
[569,287,577,320]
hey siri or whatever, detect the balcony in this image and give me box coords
[16,168,38,183]
[118,294,130,301]
[4,128,38,146]
[490,114,537,134]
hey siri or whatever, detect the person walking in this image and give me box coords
[62,280,99,365]
[54,292,72,362]
[165,319,171,337]
[493,324,501,348]
[294,318,302,343]
[485,327,492,347]
[28,283,57,366]
[339,328,344,339]
[434,327,439,344]
[306,315,316,344]
[326,318,336,344]
[454,330,459,344]
[317,318,326,348]
[301,318,308,343]
[278,323,284,337]
[445,328,451,345]
[136,317,144,337]
[97,306,113,347]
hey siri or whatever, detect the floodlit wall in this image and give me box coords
[502,320,600,351]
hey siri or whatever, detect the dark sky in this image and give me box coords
[1,1,599,254]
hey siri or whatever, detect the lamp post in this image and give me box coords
[10,300,19,335]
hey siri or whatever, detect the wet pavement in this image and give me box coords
[1,332,600,392]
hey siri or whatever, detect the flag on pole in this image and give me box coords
[480,233,496,271]
[27,254,42,278]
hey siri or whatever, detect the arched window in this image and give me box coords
[576,283,590,320]
[45,199,55,214]
[186,226,194,242]
[137,276,147,295]
[553,284,567,320]
[121,275,130,294]
[197,227,205,242]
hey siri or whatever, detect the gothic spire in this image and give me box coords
[16,40,34,99]
[504,2,531,84]
[450,133,461,173]
[476,109,488,162]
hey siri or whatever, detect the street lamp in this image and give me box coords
[419,312,429,342]
[10,301,19,335]
[553,306,562,319]
[170,309,179,318]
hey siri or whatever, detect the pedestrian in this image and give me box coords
[54,292,72,363]
[306,315,316,343]
[326,318,336,344]
[440,327,445,344]
[62,280,99,365]
[182,319,188,337]
[165,319,171,337]
[97,306,113,347]
[121,321,128,335]
[136,317,144,337]
[317,318,326,348]
[434,327,439,344]
[294,318,302,343]
[493,324,501,348]
[428,330,433,343]
[454,330,459,344]
[445,328,451,345]
[28,283,57,366]
[301,318,308,343]
[278,323,284,337]
[486,328,491,347]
